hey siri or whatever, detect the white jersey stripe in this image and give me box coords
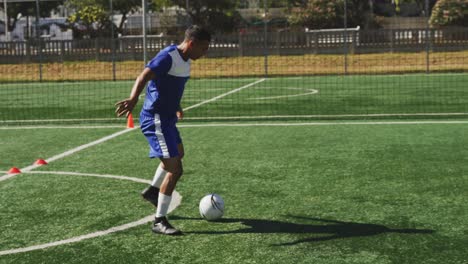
[154,114,170,158]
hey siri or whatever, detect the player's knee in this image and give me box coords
[176,167,183,178]
[168,166,183,179]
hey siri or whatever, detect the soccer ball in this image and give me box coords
[199,193,224,221]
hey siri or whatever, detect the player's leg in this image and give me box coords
[142,142,184,207]
[177,143,184,159]
[153,156,183,235]
[152,125,184,235]
[141,162,167,207]
[140,113,181,208]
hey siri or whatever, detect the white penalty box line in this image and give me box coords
[0,78,266,181]
[183,78,266,111]
[0,78,266,255]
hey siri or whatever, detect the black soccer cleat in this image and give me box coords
[141,185,159,207]
[152,217,182,236]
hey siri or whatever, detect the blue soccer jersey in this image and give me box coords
[140,45,190,159]
[142,44,190,117]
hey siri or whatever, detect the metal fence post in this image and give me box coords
[238,31,243,57]
[390,29,395,53]
[263,0,268,78]
[35,0,43,82]
[343,0,348,75]
[425,0,430,74]
[110,0,116,81]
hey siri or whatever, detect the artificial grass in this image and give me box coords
[1,123,467,263]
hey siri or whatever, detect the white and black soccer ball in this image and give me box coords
[199,193,224,221]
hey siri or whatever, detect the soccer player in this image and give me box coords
[115,25,211,235]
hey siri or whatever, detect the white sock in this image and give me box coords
[155,193,172,218]
[151,164,167,188]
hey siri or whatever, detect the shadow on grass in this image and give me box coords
[173,215,434,246]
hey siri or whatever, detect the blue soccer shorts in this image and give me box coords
[140,112,182,159]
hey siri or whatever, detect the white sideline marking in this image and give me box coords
[0,78,259,88]
[3,111,468,124]
[0,125,125,130]
[183,112,468,120]
[183,78,266,111]
[176,120,468,128]
[0,128,136,182]
[0,118,122,123]
[0,171,182,256]
[2,120,468,131]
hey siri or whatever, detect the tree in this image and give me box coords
[429,0,468,27]
[151,0,243,33]
[107,0,141,32]
[1,1,62,36]
[67,0,140,38]
[288,0,371,29]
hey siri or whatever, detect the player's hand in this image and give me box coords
[115,98,137,117]
[176,109,184,120]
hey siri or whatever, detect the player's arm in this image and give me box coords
[115,68,156,117]
[176,104,184,120]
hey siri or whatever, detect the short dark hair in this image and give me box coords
[185,25,211,42]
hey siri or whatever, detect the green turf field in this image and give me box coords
[1,122,467,263]
[1,73,468,123]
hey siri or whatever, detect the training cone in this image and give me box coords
[35,159,48,165]
[127,113,135,128]
[8,167,21,174]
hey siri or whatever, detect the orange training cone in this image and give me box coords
[8,167,21,174]
[35,159,48,165]
[127,113,135,128]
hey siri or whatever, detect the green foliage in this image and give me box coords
[429,0,468,27]
[288,0,371,29]
[151,0,243,33]
[68,6,107,27]
[67,0,140,38]
[2,1,62,35]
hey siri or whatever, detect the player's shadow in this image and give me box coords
[174,215,434,246]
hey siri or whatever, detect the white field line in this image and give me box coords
[0,78,259,88]
[277,72,468,79]
[0,215,154,256]
[0,79,265,124]
[0,126,125,130]
[0,171,182,256]
[2,119,468,130]
[3,111,468,124]
[183,78,266,111]
[0,128,136,182]
[2,112,468,124]
[176,120,468,128]
[21,170,152,184]
[0,118,122,123]
[183,112,468,120]
[0,78,266,181]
